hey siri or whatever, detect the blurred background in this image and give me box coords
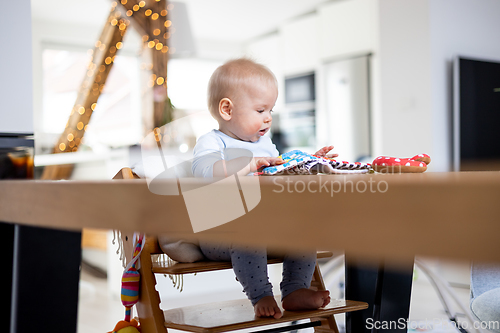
[27,0,500,180]
[3,0,498,332]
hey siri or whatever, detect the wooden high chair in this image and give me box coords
[113,167,368,333]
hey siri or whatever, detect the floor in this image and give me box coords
[78,255,478,333]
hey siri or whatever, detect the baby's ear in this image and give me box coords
[219,98,232,121]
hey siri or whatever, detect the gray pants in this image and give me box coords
[199,241,316,305]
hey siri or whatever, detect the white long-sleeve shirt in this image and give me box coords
[192,129,279,178]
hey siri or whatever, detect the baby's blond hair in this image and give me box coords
[207,58,277,119]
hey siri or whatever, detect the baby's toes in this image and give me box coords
[322,296,331,308]
[267,307,274,317]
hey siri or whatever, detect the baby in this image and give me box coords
[192,58,335,318]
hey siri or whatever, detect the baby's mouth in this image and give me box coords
[259,129,268,135]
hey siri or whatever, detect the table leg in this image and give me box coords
[2,222,15,332]
[3,222,82,333]
[345,256,414,333]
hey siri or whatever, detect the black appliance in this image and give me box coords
[454,56,500,170]
[281,73,316,150]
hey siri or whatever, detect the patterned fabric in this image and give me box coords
[121,234,145,322]
[372,154,431,173]
[121,267,140,306]
[261,150,371,175]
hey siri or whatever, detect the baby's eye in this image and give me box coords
[270,109,274,113]
[257,110,265,113]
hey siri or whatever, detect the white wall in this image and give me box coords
[318,0,376,61]
[245,33,286,111]
[429,0,500,171]
[281,13,320,76]
[196,39,243,61]
[316,0,377,154]
[0,0,33,134]
[376,0,433,163]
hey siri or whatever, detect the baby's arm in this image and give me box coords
[213,157,284,177]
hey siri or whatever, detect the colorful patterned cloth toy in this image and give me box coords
[260,150,431,175]
[261,150,371,175]
[122,234,145,321]
[372,154,431,173]
[109,233,145,332]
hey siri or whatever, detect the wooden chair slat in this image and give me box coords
[152,252,333,275]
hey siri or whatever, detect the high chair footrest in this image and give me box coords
[163,296,368,333]
[251,320,322,333]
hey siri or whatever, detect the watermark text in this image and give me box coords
[272,175,389,195]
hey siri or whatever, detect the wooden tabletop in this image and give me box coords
[1,171,500,264]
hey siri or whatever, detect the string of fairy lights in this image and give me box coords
[113,0,174,88]
[56,0,173,153]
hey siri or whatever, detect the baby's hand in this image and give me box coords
[214,157,284,176]
[314,145,339,158]
[252,157,284,171]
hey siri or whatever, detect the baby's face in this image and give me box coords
[226,79,278,142]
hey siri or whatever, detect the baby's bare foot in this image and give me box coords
[282,289,331,311]
[254,296,283,319]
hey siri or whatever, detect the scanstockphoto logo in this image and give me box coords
[140,114,261,233]
[366,318,500,331]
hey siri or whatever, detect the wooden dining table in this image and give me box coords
[2,171,500,332]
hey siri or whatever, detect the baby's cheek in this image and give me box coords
[254,120,264,130]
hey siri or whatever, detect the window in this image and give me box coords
[41,48,142,151]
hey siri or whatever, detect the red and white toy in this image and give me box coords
[372,154,431,173]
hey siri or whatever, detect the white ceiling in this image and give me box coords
[31,0,333,43]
